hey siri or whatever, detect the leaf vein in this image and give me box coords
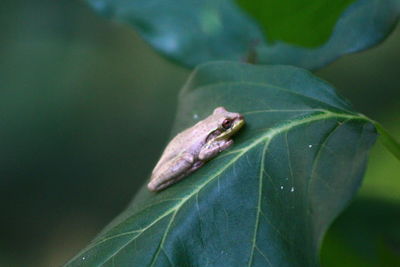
[248,139,270,267]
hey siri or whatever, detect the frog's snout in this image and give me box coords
[234,117,245,129]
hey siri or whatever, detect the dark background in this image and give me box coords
[0,0,399,266]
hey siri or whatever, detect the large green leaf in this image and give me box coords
[65,62,377,266]
[86,0,400,69]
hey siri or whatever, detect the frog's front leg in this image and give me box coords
[198,140,233,161]
[148,152,194,192]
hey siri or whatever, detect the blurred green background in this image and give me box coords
[0,0,399,266]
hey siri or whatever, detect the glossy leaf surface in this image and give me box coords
[86,0,400,68]
[66,62,377,266]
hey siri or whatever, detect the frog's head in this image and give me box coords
[211,107,245,141]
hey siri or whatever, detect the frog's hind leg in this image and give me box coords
[156,161,204,191]
[148,152,194,192]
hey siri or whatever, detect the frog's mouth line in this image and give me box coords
[214,119,244,141]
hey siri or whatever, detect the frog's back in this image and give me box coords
[156,120,213,165]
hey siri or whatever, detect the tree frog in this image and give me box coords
[147,107,245,192]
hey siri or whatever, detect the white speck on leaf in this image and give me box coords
[193,114,199,119]
[82,257,86,260]
[290,187,295,192]
[280,186,284,190]
[308,144,313,148]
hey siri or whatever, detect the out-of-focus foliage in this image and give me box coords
[86,0,400,69]
[0,0,189,266]
[236,0,356,47]
[0,0,399,266]
[322,198,400,266]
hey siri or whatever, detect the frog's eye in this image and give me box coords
[222,119,232,129]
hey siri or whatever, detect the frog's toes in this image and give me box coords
[219,139,233,152]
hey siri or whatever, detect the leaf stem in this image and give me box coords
[373,122,400,161]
